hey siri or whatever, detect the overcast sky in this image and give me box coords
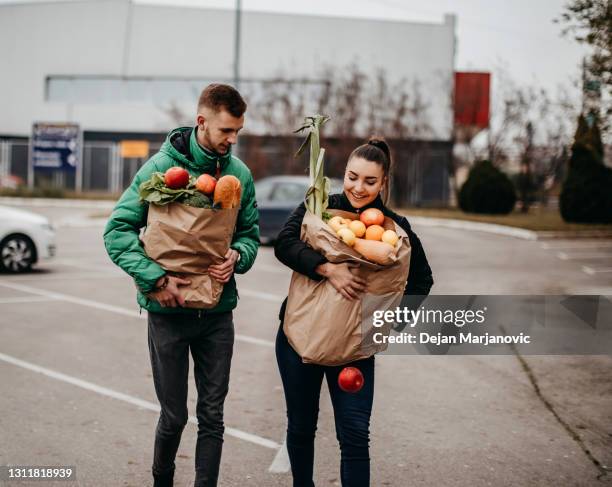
[135,0,589,94]
[3,0,590,96]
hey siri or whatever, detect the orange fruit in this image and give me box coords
[365,224,384,241]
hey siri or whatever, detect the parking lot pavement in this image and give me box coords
[540,240,612,284]
[1,204,611,486]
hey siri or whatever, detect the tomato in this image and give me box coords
[359,208,384,227]
[195,174,217,195]
[338,367,364,393]
[164,167,190,189]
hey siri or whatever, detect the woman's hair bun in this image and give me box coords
[367,137,391,162]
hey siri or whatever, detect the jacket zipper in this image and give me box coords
[215,160,221,178]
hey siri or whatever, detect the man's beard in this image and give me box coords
[203,128,228,155]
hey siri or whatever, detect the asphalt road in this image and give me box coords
[0,201,611,487]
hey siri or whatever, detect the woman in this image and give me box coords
[274,138,434,486]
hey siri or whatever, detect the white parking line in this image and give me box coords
[268,440,291,473]
[583,266,612,275]
[0,351,280,450]
[557,252,612,260]
[0,281,143,318]
[239,288,284,302]
[236,335,275,348]
[542,242,612,250]
[0,296,59,304]
[8,273,126,282]
[38,257,285,302]
[0,281,275,348]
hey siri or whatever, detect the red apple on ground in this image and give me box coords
[338,367,364,393]
[164,167,190,189]
[195,173,217,195]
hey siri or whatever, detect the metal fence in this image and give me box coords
[0,136,450,206]
[0,139,163,194]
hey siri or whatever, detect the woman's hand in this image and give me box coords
[316,262,367,300]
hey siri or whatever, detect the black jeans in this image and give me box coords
[148,311,234,487]
[276,325,374,487]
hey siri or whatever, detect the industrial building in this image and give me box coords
[0,1,458,204]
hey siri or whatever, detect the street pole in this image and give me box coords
[233,0,241,91]
[233,0,242,157]
[122,0,133,78]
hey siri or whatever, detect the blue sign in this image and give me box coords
[31,123,81,171]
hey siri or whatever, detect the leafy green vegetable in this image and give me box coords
[138,171,212,208]
[182,192,212,208]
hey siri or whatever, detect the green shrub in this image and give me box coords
[560,115,612,223]
[560,160,612,223]
[459,160,516,214]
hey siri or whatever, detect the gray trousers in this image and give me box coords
[147,310,234,487]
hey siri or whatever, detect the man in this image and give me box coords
[103,84,259,487]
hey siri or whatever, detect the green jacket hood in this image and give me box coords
[160,126,232,175]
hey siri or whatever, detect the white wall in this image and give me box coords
[0,1,455,139]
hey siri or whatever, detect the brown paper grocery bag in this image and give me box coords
[283,209,411,365]
[141,203,239,308]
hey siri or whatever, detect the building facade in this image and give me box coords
[0,1,456,204]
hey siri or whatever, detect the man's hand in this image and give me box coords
[316,262,366,300]
[208,249,240,283]
[148,276,191,308]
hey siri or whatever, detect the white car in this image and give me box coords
[0,205,56,272]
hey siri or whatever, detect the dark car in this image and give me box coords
[255,175,343,244]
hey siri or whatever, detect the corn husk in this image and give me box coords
[294,115,330,218]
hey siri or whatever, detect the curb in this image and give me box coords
[0,196,115,209]
[535,230,612,240]
[55,218,109,228]
[408,216,538,240]
[407,216,612,241]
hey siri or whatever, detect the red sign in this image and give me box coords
[454,72,490,129]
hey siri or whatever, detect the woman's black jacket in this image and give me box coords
[274,192,434,321]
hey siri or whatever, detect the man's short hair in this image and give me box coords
[198,83,247,118]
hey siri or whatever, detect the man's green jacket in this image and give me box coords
[103,127,260,314]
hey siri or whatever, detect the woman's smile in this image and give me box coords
[343,156,386,208]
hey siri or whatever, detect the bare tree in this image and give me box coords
[246,64,433,140]
[556,0,612,131]
[316,64,367,137]
[452,64,580,209]
[484,68,529,166]
[250,78,309,135]
[159,100,192,127]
